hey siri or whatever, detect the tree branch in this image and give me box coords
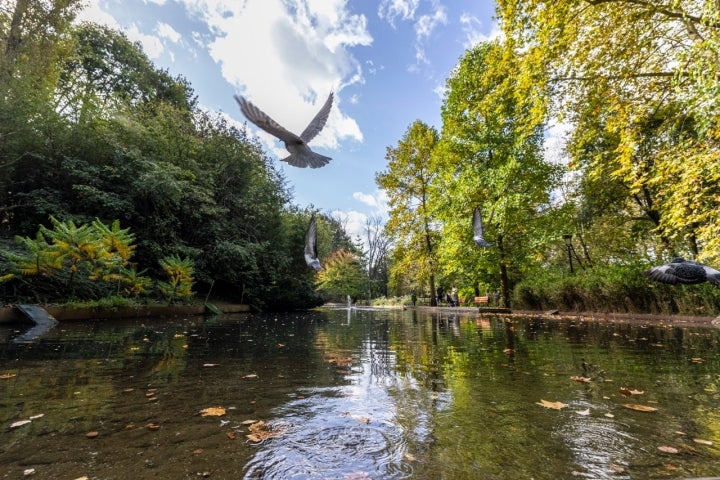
[584,0,720,30]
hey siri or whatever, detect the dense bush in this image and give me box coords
[512,262,720,316]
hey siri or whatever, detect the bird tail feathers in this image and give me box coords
[282,152,331,169]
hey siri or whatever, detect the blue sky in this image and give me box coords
[77,0,500,240]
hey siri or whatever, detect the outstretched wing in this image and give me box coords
[472,207,492,247]
[235,95,302,144]
[702,265,720,285]
[304,216,322,270]
[300,92,333,143]
[645,264,680,284]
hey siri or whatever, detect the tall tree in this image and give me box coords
[496,0,720,263]
[434,41,561,306]
[376,121,440,304]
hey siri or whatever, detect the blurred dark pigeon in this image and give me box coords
[234,92,333,168]
[304,216,322,271]
[646,257,720,285]
[472,207,492,248]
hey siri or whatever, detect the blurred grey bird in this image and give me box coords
[646,257,720,285]
[472,207,492,248]
[304,216,322,271]
[234,92,333,168]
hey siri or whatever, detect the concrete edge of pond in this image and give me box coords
[0,303,251,323]
[405,305,720,328]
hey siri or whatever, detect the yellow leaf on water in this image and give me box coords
[619,387,644,396]
[200,407,226,417]
[658,445,679,454]
[536,399,568,410]
[623,404,658,412]
[693,438,713,446]
[570,376,591,383]
[0,373,17,379]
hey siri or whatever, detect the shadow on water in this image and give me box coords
[1,308,720,479]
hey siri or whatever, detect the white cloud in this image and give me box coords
[177,0,370,152]
[156,22,182,43]
[144,0,167,4]
[332,209,369,242]
[459,12,501,48]
[73,0,121,28]
[378,0,420,28]
[126,24,164,59]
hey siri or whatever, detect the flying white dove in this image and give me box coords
[234,92,333,168]
[646,257,720,285]
[304,216,322,271]
[472,207,492,248]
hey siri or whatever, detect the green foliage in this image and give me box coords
[0,216,150,301]
[157,255,195,303]
[512,262,720,316]
[316,249,366,301]
[376,121,441,303]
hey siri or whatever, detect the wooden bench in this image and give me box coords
[474,296,489,306]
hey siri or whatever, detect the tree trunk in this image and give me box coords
[497,233,510,308]
[1,0,30,86]
[429,273,437,307]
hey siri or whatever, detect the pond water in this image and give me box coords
[1,307,720,479]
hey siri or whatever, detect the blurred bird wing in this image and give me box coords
[645,264,679,284]
[703,265,720,284]
[305,216,318,260]
[472,207,485,237]
[235,95,301,144]
[300,92,333,143]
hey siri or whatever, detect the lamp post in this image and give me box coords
[563,234,574,273]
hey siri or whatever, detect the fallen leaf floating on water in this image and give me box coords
[203,363,219,367]
[74,477,89,480]
[609,464,625,474]
[619,387,644,396]
[226,431,236,440]
[241,419,258,425]
[29,414,44,420]
[623,404,658,412]
[658,445,679,454]
[199,407,226,417]
[0,373,17,379]
[576,408,591,416]
[85,431,99,438]
[245,420,286,443]
[693,438,713,446]
[23,469,35,476]
[691,357,704,363]
[145,422,160,430]
[243,374,258,379]
[536,399,569,410]
[10,420,31,429]
[570,376,591,383]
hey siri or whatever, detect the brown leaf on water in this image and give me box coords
[85,431,99,438]
[226,431,236,440]
[623,404,657,412]
[658,445,679,454]
[536,399,568,410]
[691,357,704,363]
[570,376,591,383]
[145,422,160,430]
[619,387,644,396]
[0,373,17,379]
[245,420,286,443]
[609,464,625,473]
[199,406,226,417]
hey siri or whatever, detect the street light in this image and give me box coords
[563,234,574,273]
